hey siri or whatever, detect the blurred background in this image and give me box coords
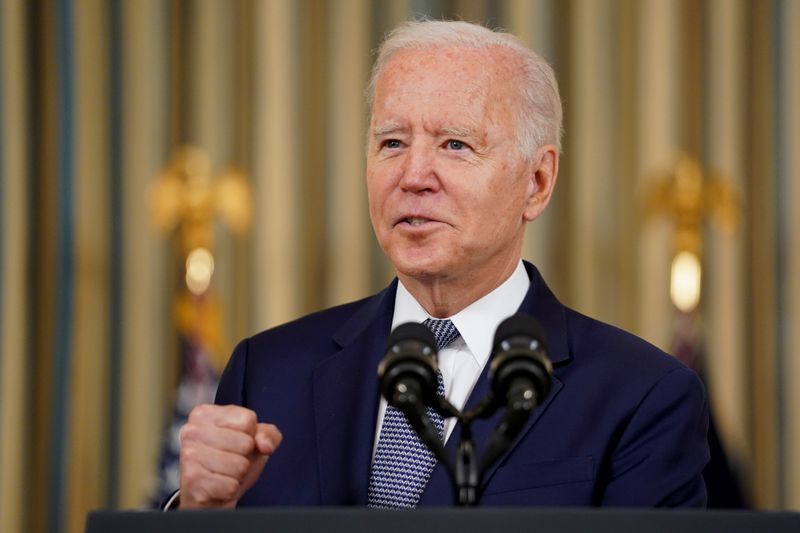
[1,0,798,532]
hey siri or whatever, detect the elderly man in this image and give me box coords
[174,20,708,510]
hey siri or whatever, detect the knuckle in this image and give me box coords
[189,404,213,421]
[230,441,248,457]
[180,445,199,465]
[220,478,241,501]
[231,455,251,479]
[179,423,197,444]
[181,462,201,486]
[237,409,257,428]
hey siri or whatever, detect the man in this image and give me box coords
[174,20,708,510]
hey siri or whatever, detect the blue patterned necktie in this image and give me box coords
[368,318,460,508]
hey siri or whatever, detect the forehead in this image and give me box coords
[372,45,521,122]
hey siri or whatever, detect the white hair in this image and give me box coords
[366,20,563,158]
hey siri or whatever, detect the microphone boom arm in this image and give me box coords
[391,380,451,466]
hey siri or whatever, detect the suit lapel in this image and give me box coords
[419,262,571,505]
[312,282,397,505]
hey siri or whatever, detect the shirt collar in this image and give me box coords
[392,261,530,366]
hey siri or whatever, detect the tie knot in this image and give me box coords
[423,318,460,351]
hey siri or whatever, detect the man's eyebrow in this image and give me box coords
[441,126,475,138]
[372,122,403,136]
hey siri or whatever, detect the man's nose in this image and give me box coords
[399,144,438,192]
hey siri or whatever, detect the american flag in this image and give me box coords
[151,334,220,507]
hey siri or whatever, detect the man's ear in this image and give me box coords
[523,145,559,222]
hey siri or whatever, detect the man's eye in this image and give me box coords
[446,140,467,150]
[383,139,401,149]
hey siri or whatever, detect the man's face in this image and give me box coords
[367,46,549,287]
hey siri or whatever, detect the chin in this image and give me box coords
[389,251,452,282]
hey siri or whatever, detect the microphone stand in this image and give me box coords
[426,391,538,507]
[453,418,478,506]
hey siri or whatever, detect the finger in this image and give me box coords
[240,452,270,494]
[180,460,242,509]
[180,423,257,456]
[254,423,283,455]
[188,404,258,434]
[183,442,256,481]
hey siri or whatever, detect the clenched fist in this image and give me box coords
[178,404,282,509]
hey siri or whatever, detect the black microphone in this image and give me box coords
[377,322,448,462]
[377,322,439,408]
[480,314,552,472]
[489,314,552,411]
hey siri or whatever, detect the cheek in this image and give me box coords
[366,164,383,194]
[481,178,530,229]
[366,172,382,216]
[366,170,395,228]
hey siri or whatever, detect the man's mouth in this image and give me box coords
[404,217,431,226]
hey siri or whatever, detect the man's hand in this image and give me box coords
[178,404,282,509]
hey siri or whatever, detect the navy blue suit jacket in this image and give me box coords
[216,262,709,507]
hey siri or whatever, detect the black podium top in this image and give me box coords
[86,507,800,533]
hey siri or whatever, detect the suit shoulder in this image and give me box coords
[217,291,387,406]
[246,293,380,352]
[562,306,691,380]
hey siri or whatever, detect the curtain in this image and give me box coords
[1,1,798,532]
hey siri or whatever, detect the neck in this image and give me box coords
[398,256,521,318]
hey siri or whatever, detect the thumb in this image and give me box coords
[239,424,281,495]
[254,423,282,455]
[239,452,269,495]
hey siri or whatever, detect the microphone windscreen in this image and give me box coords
[386,321,437,351]
[492,314,548,354]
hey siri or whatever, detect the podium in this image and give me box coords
[86,508,800,533]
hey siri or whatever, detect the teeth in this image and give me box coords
[406,217,428,226]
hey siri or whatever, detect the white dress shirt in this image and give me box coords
[372,261,530,457]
